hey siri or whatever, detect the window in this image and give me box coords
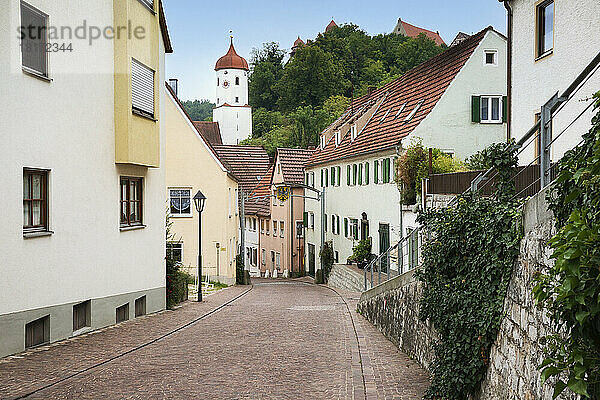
[280,221,284,238]
[25,315,49,348]
[346,165,351,186]
[120,177,143,227]
[358,163,363,185]
[335,131,341,146]
[352,164,358,186]
[309,212,315,229]
[235,96,239,103]
[169,189,191,216]
[310,172,315,187]
[484,50,498,65]
[480,96,502,123]
[20,2,48,78]
[382,158,392,183]
[320,135,326,149]
[73,301,91,332]
[166,242,183,263]
[374,160,379,183]
[135,296,146,317]
[350,125,357,141]
[116,303,129,323]
[262,249,266,265]
[350,219,359,240]
[273,220,277,236]
[131,59,155,119]
[404,100,424,121]
[137,0,154,11]
[536,0,554,58]
[364,162,370,185]
[336,166,341,186]
[296,221,304,238]
[261,219,265,233]
[23,168,49,232]
[266,219,270,234]
[330,167,335,186]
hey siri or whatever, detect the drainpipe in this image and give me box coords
[501,0,513,141]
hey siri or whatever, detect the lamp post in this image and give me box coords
[193,190,207,302]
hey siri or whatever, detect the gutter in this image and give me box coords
[501,0,513,141]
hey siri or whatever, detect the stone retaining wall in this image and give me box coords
[327,264,366,293]
[357,188,578,400]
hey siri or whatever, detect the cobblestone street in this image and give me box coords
[0,280,429,399]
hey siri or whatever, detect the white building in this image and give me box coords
[0,0,171,357]
[304,27,507,276]
[212,40,252,145]
[503,0,600,162]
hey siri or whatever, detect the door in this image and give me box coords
[378,223,390,272]
[308,244,316,277]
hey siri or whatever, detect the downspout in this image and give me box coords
[502,0,513,141]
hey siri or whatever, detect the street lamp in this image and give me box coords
[193,190,207,302]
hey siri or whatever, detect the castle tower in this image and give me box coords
[213,39,252,145]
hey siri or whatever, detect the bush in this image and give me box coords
[166,257,188,309]
[319,241,335,282]
[235,253,244,285]
[350,239,373,268]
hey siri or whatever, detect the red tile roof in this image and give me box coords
[399,20,445,46]
[211,145,271,215]
[277,148,315,185]
[307,27,494,168]
[215,41,249,71]
[325,20,338,32]
[293,37,305,47]
[248,165,273,217]
[192,121,223,145]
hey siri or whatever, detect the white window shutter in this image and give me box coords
[132,59,155,117]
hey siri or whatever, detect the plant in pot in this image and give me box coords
[351,239,373,269]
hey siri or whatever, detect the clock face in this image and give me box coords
[222,80,230,89]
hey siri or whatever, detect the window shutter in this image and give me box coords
[344,218,349,237]
[303,212,308,227]
[132,59,155,117]
[337,166,341,186]
[358,164,363,185]
[321,169,323,187]
[353,164,357,185]
[331,167,335,186]
[324,169,328,187]
[336,216,340,234]
[346,165,351,185]
[365,162,369,185]
[502,96,508,123]
[374,160,379,183]
[471,96,480,123]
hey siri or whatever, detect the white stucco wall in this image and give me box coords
[0,0,166,315]
[213,105,252,145]
[510,0,600,163]
[405,30,508,160]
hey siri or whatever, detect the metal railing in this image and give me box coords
[363,51,600,292]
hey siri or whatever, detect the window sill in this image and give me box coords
[170,214,193,218]
[22,67,52,82]
[535,51,553,63]
[120,224,146,232]
[72,326,92,337]
[23,230,54,239]
[480,120,503,124]
[132,108,157,122]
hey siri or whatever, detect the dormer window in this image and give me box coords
[395,103,407,119]
[320,135,326,149]
[404,100,424,122]
[335,131,341,147]
[350,125,357,141]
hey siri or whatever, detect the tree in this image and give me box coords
[392,34,446,76]
[322,95,350,124]
[276,45,347,112]
[181,99,214,121]
[248,42,285,110]
[251,108,286,138]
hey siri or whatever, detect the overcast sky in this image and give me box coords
[163,0,507,102]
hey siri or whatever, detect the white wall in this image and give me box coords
[0,0,166,315]
[510,0,600,163]
[213,105,252,145]
[406,30,508,160]
[215,68,249,107]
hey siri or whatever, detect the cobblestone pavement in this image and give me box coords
[0,279,429,399]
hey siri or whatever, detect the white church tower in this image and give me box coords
[213,39,252,144]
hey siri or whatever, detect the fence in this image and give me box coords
[363,51,600,291]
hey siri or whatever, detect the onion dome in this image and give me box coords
[215,41,249,71]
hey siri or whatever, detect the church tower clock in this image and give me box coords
[213,39,252,145]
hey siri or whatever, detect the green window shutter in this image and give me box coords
[387,158,392,182]
[353,164,357,185]
[365,162,369,185]
[330,167,335,186]
[337,166,341,186]
[471,96,481,123]
[337,216,340,234]
[347,165,350,185]
[303,212,308,227]
[320,169,323,187]
[502,95,508,123]
[382,159,387,183]
[344,218,349,237]
[358,164,363,185]
[375,160,379,183]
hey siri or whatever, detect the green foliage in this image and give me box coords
[534,97,600,399]
[395,140,465,204]
[235,253,244,285]
[417,145,522,399]
[240,124,295,157]
[181,99,215,122]
[392,34,446,76]
[319,241,335,282]
[166,209,188,308]
[252,108,286,138]
[248,42,285,110]
[350,239,373,266]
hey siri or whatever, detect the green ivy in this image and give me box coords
[416,144,522,399]
[319,241,335,282]
[534,94,600,399]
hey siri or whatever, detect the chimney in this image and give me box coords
[168,78,179,97]
[308,145,316,150]
[368,86,376,96]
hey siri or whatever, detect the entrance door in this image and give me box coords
[379,223,390,272]
[308,244,316,277]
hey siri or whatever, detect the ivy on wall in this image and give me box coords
[416,144,522,399]
[534,94,600,399]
